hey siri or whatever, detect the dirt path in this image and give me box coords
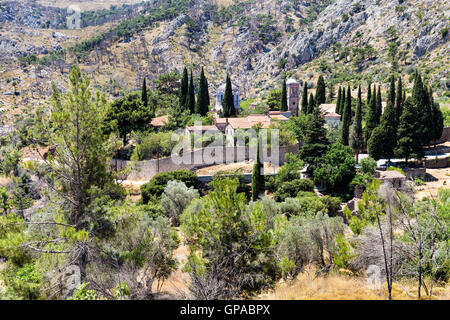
[195,161,279,176]
[416,168,450,200]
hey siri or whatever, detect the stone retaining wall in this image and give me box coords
[112,144,300,181]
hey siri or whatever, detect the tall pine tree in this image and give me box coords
[316,75,326,106]
[222,74,235,117]
[340,85,352,146]
[281,77,288,112]
[350,86,364,162]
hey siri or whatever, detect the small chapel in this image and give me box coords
[214,81,241,114]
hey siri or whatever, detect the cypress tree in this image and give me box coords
[369,99,397,162]
[340,85,352,146]
[365,86,378,146]
[350,86,364,162]
[299,106,329,172]
[367,82,372,109]
[412,73,432,146]
[281,77,288,112]
[328,83,335,103]
[252,133,265,201]
[316,75,326,106]
[367,126,384,161]
[376,85,382,124]
[179,67,188,109]
[301,82,308,115]
[187,70,196,114]
[340,88,346,116]
[430,88,444,147]
[223,74,235,117]
[205,77,210,110]
[308,93,315,115]
[395,77,403,125]
[196,67,209,116]
[395,97,425,165]
[335,86,341,114]
[141,78,148,110]
[388,75,396,108]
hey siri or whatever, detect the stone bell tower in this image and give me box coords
[286,78,300,116]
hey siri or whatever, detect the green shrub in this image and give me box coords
[140,170,200,204]
[274,178,314,202]
[212,170,247,194]
[334,233,353,269]
[264,175,276,193]
[297,191,317,198]
[68,283,99,300]
[360,157,377,175]
[275,153,304,187]
[320,195,342,217]
[386,166,405,175]
[131,131,177,161]
[414,177,425,186]
[5,263,43,300]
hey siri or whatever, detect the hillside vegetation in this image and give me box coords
[0,0,448,125]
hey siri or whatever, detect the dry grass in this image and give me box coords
[157,231,191,299]
[0,176,11,187]
[258,266,450,300]
[216,0,234,8]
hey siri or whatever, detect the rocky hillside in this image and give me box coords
[0,0,449,124]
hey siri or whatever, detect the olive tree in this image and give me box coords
[161,180,199,227]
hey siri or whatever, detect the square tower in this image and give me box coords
[286,78,300,116]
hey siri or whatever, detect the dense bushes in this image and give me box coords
[180,178,280,299]
[314,143,356,196]
[275,153,304,187]
[274,179,314,202]
[360,157,377,175]
[277,213,346,279]
[140,170,200,204]
[161,180,199,226]
[211,170,247,194]
[131,131,177,160]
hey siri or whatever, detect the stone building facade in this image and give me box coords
[286,78,300,115]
